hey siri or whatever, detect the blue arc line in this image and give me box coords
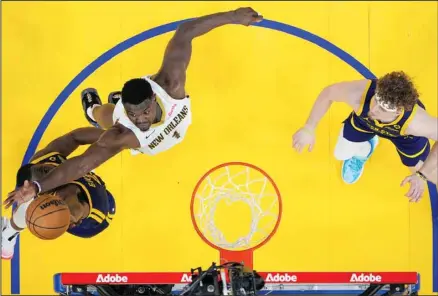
[10,18,437,293]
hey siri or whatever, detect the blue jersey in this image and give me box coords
[28,152,116,238]
[351,80,427,137]
[343,79,430,166]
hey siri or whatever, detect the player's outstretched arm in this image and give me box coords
[3,126,140,209]
[292,79,370,153]
[34,125,140,192]
[154,7,262,99]
[418,141,438,184]
[303,80,371,130]
[401,110,438,200]
[30,127,105,161]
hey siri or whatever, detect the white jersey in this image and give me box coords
[112,75,192,156]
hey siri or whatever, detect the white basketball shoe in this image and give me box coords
[2,217,19,260]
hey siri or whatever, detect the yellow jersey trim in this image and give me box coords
[396,141,429,158]
[30,152,61,164]
[90,213,104,223]
[373,108,405,127]
[88,173,102,185]
[105,216,113,224]
[355,80,372,116]
[350,116,374,134]
[91,208,105,220]
[40,162,60,167]
[400,104,419,136]
[70,181,109,225]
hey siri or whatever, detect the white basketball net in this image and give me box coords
[193,165,280,251]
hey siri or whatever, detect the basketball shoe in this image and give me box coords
[341,135,379,184]
[81,88,103,128]
[2,217,19,260]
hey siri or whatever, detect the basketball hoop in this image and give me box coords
[190,162,282,268]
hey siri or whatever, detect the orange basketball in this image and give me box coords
[25,194,71,240]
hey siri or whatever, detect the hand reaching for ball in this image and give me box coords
[3,180,38,209]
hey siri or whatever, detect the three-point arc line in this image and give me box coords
[11,18,438,293]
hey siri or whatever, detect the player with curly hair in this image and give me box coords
[292,71,437,202]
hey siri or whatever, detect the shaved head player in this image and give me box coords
[4,7,263,206]
[2,127,116,259]
[292,71,437,202]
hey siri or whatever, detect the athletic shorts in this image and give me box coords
[342,113,430,167]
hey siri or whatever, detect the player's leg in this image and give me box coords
[92,104,115,129]
[93,91,122,128]
[334,114,378,184]
[81,89,121,129]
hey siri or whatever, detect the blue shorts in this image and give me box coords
[343,113,430,167]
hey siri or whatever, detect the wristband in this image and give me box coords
[32,181,42,194]
[415,171,428,182]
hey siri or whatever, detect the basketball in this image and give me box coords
[25,194,71,240]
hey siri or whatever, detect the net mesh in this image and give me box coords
[193,164,280,251]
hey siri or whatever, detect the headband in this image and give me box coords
[375,94,399,112]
